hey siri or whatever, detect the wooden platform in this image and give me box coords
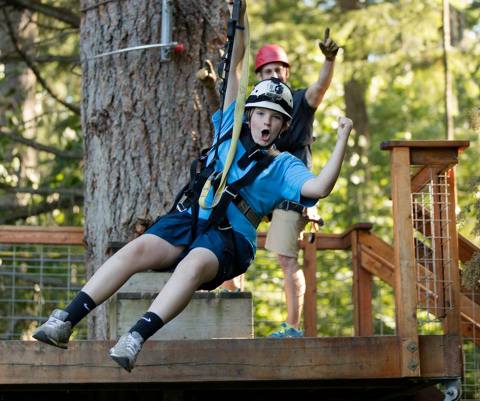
[109,273,253,340]
[0,335,461,400]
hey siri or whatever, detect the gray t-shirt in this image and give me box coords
[274,88,316,169]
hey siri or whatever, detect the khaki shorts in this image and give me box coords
[265,209,307,258]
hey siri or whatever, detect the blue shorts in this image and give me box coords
[144,210,254,290]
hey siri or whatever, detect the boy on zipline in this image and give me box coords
[33,1,353,372]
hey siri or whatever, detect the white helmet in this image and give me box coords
[245,78,293,120]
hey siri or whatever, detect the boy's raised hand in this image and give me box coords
[319,28,340,61]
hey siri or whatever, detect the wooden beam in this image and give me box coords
[409,148,459,166]
[314,223,373,250]
[303,234,318,337]
[380,140,469,167]
[411,166,444,194]
[0,336,461,385]
[360,247,394,286]
[390,147,420,377]
[419,335,462,377]
[458,233,478,263]
[359,230,394,264]
[352,230,373,336]
[0,226,84,245]
[460,294,480,334]
[380,140,470,151]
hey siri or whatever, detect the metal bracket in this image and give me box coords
[160,0,173,61]
[86,0,181,62]
[443,379,462,401]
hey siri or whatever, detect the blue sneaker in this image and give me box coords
[269,322,304,338]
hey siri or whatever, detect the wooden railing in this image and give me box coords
[0,142,476,358]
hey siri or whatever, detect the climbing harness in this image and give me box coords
[172,124,276,231]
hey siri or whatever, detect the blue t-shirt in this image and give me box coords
[197,102,317,252]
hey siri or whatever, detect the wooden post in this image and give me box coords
[352,230,373,336]
[391,147,420,377]
[443,168,461,335]
[303,234,318,337]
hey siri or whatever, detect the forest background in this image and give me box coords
[0,0,479,339]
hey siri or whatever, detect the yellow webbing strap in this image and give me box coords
[199,6,250,209]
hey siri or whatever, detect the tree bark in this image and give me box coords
[0,7,38,337]
[339,0,371,219]
[80,0,226,339]
[442,0,454,139]
[0,8,38,217]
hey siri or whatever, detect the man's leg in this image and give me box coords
[278,254,306,328]
[265,209,306,335]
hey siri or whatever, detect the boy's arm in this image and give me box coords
[223,0,246,111]
[301,117,352,199]
[304,28,339,109]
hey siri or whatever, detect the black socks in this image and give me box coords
[64,292,164,341]
[64,291,97,327]
[129,312,164,341]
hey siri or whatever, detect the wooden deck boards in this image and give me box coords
[0,335,461,385]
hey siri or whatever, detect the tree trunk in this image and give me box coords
[0,9,38,208]
[442,0,454,139]
[0,7,37,337]
[80,0,227,339]
[338,0,371,220]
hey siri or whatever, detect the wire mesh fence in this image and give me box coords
[461,285,480,400]
[411,170,454,334]
[0,243,87,340]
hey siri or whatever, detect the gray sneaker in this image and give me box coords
[32,309,72,349]
[109,331,144,372]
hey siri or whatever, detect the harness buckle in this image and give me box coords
[218,224,232,231]
[223,187,238,199]
[176,201,187,213]
[248,148,261,159]
[278,200,304,214]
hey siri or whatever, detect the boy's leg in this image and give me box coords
[110,247,219,371]
[34,234,183,348]
[82,234,183,305]
[148,247,219,322]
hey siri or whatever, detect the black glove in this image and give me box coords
[319,28,339,61]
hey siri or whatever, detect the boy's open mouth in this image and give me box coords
[261,129,271,141]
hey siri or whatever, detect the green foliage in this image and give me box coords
[0,0,82,226]
[463,251,480,291]
[248,0,480,337]
[250,0,480,234]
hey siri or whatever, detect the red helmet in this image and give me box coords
[255,44,290,73]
